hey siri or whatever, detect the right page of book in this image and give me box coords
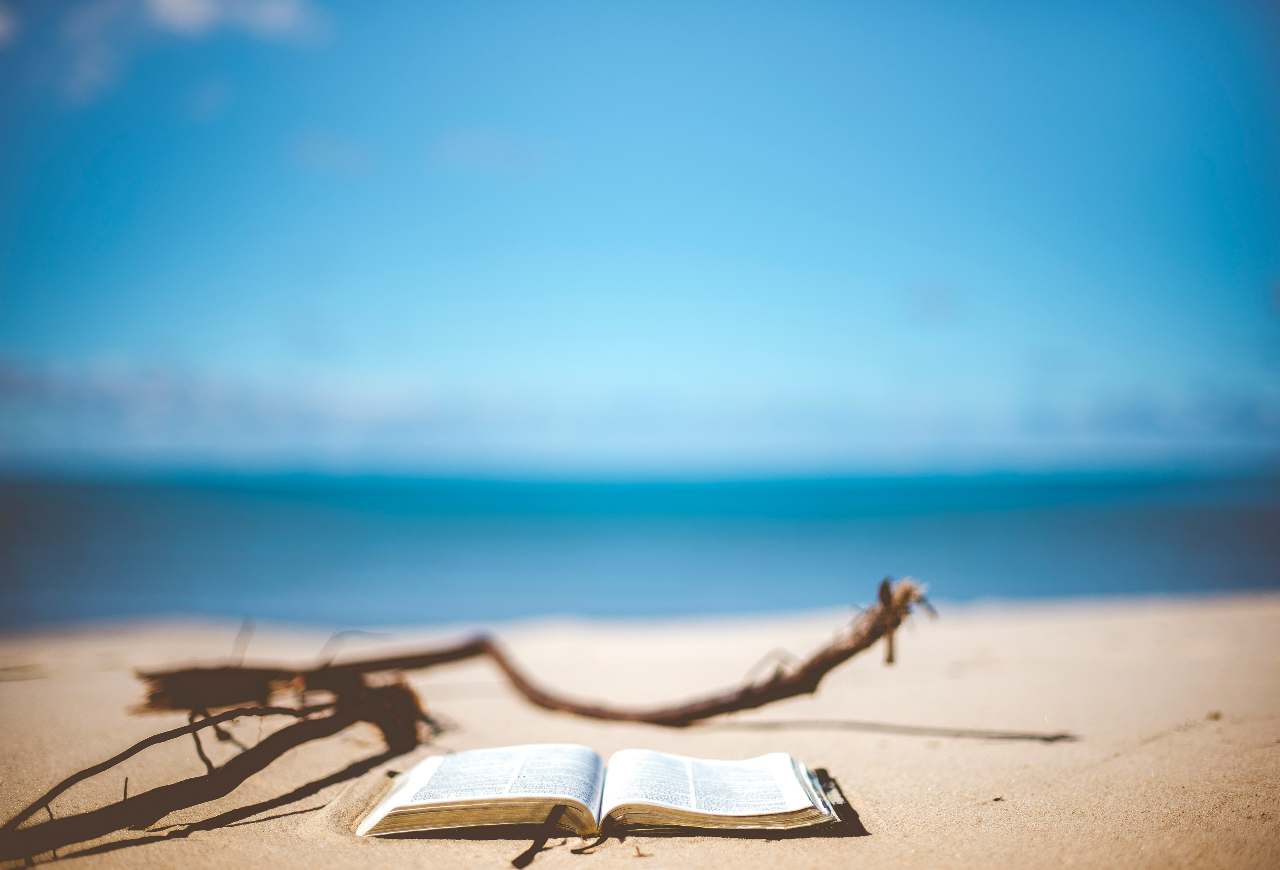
[599,749,815,818]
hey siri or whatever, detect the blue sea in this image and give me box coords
[1,474,1277,629]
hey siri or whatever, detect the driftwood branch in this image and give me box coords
[476,577,929,726]
[138,577,931,727]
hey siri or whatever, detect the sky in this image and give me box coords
[0,0,1278,477]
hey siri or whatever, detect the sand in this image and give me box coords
[1,594,1278,869]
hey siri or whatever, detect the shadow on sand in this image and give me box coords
[3,747,872,868]
[705,718,1078,743]
[0,709,1074,867]
[7,749,402,865]
[0,686,427,866]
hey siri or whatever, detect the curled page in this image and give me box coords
[689,757,789,814]
[601,750,814,819]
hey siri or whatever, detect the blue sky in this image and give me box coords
[1,0,1278,476]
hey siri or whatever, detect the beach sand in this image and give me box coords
[2,594,1278,869]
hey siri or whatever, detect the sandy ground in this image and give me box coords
[1,594,1278,869]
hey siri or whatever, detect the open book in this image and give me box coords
[356,744,838,837]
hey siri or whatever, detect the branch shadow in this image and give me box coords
[705,719,1078,743]
[23,749,403,864]
[1,684,427,864]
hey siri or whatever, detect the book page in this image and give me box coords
[601,750,814,818]
[393,744,603,810]
[601,748,695,811]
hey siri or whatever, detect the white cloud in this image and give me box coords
[1,359,1277,475]
[57,0,321,102]
[145,0,317,38]
[0,5,18,45]
[187,77,234,121]
[145,0,219,34]
[428,129,545,175]
[61,0,137,102]
[225,0,314,37]
[292,132,373,177]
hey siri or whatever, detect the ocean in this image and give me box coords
[1,474,1277,628]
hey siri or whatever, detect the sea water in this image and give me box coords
[1,474,1277,628]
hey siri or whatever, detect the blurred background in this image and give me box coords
[1,0,1277,628]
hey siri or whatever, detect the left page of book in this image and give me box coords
[357,744,605,836]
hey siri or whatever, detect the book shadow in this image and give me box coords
[381,768,868,867]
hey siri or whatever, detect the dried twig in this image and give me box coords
[137,576,930,728]
[472,577,929,726]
